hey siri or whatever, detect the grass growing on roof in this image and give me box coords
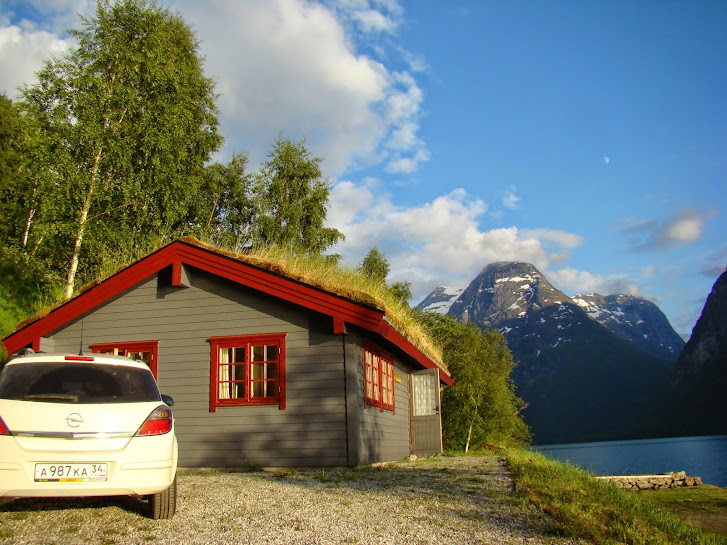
[191,239,444,368]
[11,237,444,370]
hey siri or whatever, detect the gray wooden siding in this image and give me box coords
[345,330,412,466]
[43,268,349,467]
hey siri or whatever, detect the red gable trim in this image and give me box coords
[3,240,451,383]
[378,321,453,386]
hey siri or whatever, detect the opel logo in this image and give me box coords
[66,413,83,428]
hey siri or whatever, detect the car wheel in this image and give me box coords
[149,475,177,519]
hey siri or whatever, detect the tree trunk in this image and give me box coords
[21,207,35,248]
[465,421,473,453]
[64,149,102,299]
[21,182,38,248]
[465,394,482,453]
[64,185,94,299]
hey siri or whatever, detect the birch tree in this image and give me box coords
[251,137,343,255]
[195,152,254,251]
[415,311,531,449]
[19,0,222,298]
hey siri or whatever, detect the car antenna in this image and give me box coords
[79,317,85,356]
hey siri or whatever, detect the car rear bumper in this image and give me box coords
[0,435,177,498]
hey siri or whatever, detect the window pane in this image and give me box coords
[211,336,282,407]
[232,364,245,381]
[0,362,160,403]
[220,348,232,364]
[265,381,277,397]
[265,345,277,361]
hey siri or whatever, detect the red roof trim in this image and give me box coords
[2,240,450,381]
[378,321,454,386]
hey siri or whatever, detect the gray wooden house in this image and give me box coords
[3,239,451,467]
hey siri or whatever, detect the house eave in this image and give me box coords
[3,239,451,384]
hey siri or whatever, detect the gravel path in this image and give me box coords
[0,456,583,545]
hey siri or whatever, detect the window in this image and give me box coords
[90,340,159,378]
[208,333,286,412]
[0,361,161,404]
[363,342,395,412]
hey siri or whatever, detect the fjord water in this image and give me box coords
[533,435,727,488]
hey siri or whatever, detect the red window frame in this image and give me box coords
[90,340,159,378]
[208,333,287,412]
[363,341,395,412]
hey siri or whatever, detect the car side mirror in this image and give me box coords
[161,394,174,407]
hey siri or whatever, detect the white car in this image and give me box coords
[0,352,178,519]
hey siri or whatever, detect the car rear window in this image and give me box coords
[0,362,161,404]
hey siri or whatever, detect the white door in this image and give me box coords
[410,368,442,457]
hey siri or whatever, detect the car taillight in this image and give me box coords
[0,415,10,436]
[136,406,173,436]
[65,355,95,361]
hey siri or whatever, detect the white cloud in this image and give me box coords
[661,211,702,244]
[385,148,430,174]
[1,0,427,177]
[700,247,727,278]
[328,183,584,300]
[502,185,520,210]
[3,0,93,33]
[0,24,68,96]
[620,206,716,250]
[352,8,397,33]
[178,0,428,175]
[548,268,640,297]
[603,156,610,164]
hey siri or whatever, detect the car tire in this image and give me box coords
[149,475,177,519]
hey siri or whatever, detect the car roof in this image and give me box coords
[5,353,152,370]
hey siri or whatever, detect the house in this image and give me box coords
[2,238,452,467]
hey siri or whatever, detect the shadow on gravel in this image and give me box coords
[0,494,149,517]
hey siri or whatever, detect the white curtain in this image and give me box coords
[219,348,231,399]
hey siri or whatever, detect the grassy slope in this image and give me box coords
[506,448,727,545]
[641,486,727,538]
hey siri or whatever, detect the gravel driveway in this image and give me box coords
[0,456,583,545]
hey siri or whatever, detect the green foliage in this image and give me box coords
[358,248,412,305]
[507,448,727,544]
[388,280,412,305]
[0,246,63,361]
[415,311,530,449]
[193,152,254,251]
[251,136,344,255]
[0,95,20,244]
[359,247,389,282]
[14,0,222,298]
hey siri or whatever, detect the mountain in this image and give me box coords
[418,262,678,444]
[417,286,464,314]
[662,269,727,436]
[572,293,685,360]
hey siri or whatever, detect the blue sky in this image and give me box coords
[1,0,724,337]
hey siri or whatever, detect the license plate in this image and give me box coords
[34,463,108,482]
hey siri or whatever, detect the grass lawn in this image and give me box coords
[506,448,727,545]
[639,485,727,538]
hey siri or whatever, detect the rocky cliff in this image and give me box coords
[663,268,727,436]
